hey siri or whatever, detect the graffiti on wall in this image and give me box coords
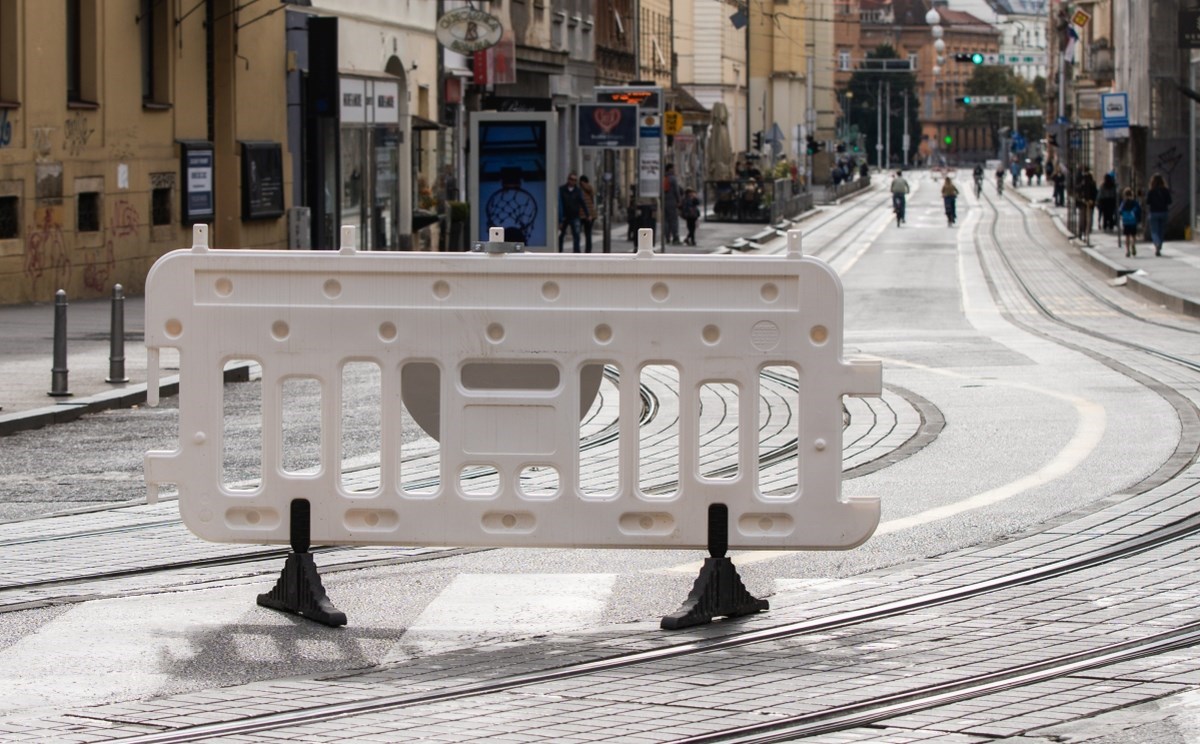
[33,127,54,162]
[63,113,94,157]
[0,110,11,148]
[84,199,141,292]
[24,206,70,293]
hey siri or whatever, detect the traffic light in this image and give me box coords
[806,136,817,154]
[943,135,953,145]
[956,96,973,105]
[835,142,846,153]
[953,52,986,64]
[753,131,763,150]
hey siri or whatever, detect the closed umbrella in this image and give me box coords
[706,102,734,182]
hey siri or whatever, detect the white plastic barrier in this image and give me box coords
[145,226,881,551]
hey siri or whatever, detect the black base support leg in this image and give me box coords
[257,499,347,627]
[661,504,769,630]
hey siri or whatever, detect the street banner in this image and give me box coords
[469,112,558,250]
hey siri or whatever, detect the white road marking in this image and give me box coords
[384,573,617,662]
[0,586,256,717]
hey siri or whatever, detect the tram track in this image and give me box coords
[89,179,1200,744]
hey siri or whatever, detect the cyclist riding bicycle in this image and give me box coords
[972,165,984,196]
[995,166,1006,195]
[890,170,910,226]
[941,176,959,226]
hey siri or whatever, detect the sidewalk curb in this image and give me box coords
[0,364,251,437]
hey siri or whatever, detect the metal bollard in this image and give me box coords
[48,289,71,397]
[106,283,129,383]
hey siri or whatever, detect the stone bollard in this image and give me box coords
[106,284,129,383]
[48,289,71,397]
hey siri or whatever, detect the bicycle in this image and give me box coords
[995,175,1004,196]
[944,196,957,226]
[892,194,906,227]
[973,177,983,199]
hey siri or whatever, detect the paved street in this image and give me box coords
[5,176,1200,741]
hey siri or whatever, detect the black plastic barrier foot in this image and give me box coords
[256,499,347,627]
[660,504,769,630]
[257,552,347,627]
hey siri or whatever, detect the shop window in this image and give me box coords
[152,187,172,225]
[139,0,170,107]
[66,0,98,106]
[0,196,17,239]
[77,192,100,233]
[0,0,18,105]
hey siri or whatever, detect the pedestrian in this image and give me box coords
[1052,167,1066,207]
[681,188,701,246]
[578,174,596,253]
[1118,187,1142,258]
[662,163,683,246]
[558,172,585,253]
[1096,173,1118,232]
[1076,169,1097,241]
[1146,173,1172,256]
[1010,158,1021,188]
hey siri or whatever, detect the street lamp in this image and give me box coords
[926,8,940,26]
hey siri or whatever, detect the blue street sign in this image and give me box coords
[1012,132,1027,152]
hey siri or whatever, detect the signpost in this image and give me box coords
[1101,92,1130,140]
[597,85,665,250]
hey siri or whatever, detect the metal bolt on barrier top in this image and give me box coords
[48,289,71,397]
[107,283,129,383]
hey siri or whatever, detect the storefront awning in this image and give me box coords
[670,87,710,124]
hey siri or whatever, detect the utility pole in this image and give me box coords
[876,80,883,169]
[903,93,909,166]
[885,81,891,168]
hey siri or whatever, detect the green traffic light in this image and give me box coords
[971,52,985,64]
[962,96,972,104]
[944,135,953,145]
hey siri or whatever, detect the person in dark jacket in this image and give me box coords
[1052,167,1066,207]
[558,172,586,253]
[1076,169,1098,241]
[1145,173,1172,256]
[1096,173,1118,232]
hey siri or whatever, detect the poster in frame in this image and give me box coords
[469,111,558,251]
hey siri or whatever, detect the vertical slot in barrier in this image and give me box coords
[341,362,382,493]
[758,365,801,499]
[400,362,441,497]
[223,368,262,491]
[698,381,740,480]
[639,364,680,499]
[579,363,619,500]
[281,376,323,475]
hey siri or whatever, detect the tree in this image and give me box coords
[963,67,1045,149]
[842,45,921,167]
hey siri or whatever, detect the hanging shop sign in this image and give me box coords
[436,8,503,54]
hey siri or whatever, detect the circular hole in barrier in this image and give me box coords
[214,277,233,297]
[245,511,261,525]
[272,320,290,341]
[810,325,829,345]
[433,280,451,300]
[164,319,183,338]
[761,282,779,302]
[486,323,505,343]
[594,324,613,344]
[702,324,721,345]
[502,513,517,528]
[639,516,654,530]
[651,281,670,302]
[542,281,560,301]
[323,278,342,299]
[758,516,774,532]
[365,512,380,527]
[379,321,397,342]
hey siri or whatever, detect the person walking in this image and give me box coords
[1146,173,1172,256]
[681,188,701,246]
[1096,173,1118,233]
[1076,169,1097,242]
[578,174,597,253]
[1118,188,1142,258]
[1052,166,1066,207]
[558,172,586,253]
[662,163,684,246]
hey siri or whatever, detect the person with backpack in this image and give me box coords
[1118,187,1142,258]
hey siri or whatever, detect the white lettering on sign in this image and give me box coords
[187,166,211,192]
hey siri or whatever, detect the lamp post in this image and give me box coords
[927,9,942,164]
